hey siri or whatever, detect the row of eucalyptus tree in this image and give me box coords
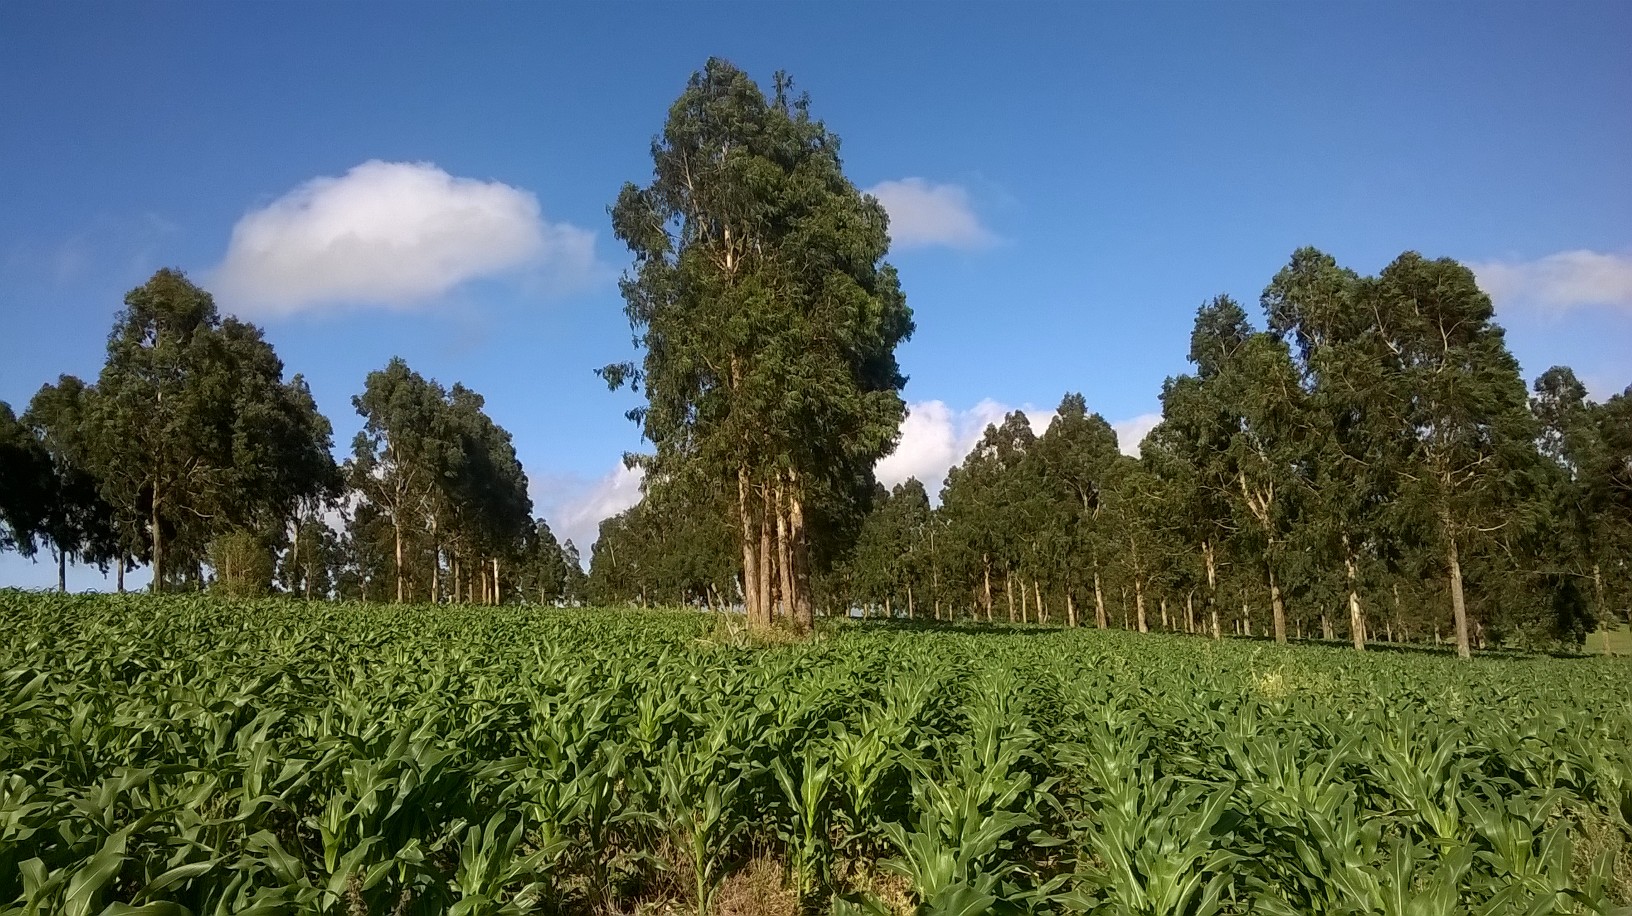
[0,269,582,603]
[591,242,1630,652]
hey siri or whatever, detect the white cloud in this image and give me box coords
[1471,249,1632,315]
[1112,412,1161,458]
[876,399,1063,498]
[213,160,597,316]
[866,178,996,251]
[533,463,645,558]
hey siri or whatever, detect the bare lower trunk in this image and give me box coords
[117,559,125,593]
[430,535,440,603]
[1204,540,1220,640]
[393,521,404,604]
[1160,597,1168,631]
[1005,570,1015,623]
[1186,591,1196,634]
[1242,603,1251,638]
[737,468,761,626]
[1269,560,1287,644]
[1321,613,1333,641]
[1346,537,1366,652]
[906,582,914,619]
[57,551,66,593]
[1093,568,1108,629]
[1019,573,1029,623]
[1447,531,1471,659]
[1034,579,1044,625]
[151,495,164,594]
[776,484,794,619]
[1135,578,1147,633]
[982,555,993,622]
[757,486,774,628]
[1066,588,1076,628]
[788,482,814,630]
[1595,563,1610,656]
[493,557,501,606]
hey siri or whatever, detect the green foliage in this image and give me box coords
[3,593,1630,915]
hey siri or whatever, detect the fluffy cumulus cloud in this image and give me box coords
[213,160,596,315]
[1471,248,1632,315]
[533,463,645,559]
[1112,413,1161,458]
[865,178,996,251]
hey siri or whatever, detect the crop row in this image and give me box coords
[2,593,1630,914]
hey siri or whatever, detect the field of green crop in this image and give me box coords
[3,593,1631,916]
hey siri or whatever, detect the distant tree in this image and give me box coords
[1033,393,1124,628]
[20,377,120,591]
[0,401,50,557]
[85,269,336,591]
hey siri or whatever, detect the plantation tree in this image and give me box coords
[1104,454,1163,632]
[941,413,1037,621]
[277,515,342,600]
[349,358,454,603]
[1217,331,1308,644]
[20,377,120,592]
[1531,368,1631,639]
[1367,253,1538,657]
[516,517,570,605]
[1262,247,1386,650]
[1142,297,1254,639]
[85,269,337,591]
[605,58,913,631]
[0,401,49,556]
[1033,393,1123,628]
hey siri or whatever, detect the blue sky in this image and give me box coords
[3,2,1629,589]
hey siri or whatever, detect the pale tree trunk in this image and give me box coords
[1135,578,1147,633]
[493,557,501,606]
[1160,596,1168,631]
[1203,541,1220,640]
[1005,569,1015,622]
[906,582,914,619]
[393,520,404,604]
[982,555,994,622]
[1019,573,1029,623]
[1321,613,1333,641]
[757,485,774,628]
[737,467,761,626]
[1034,579,1045,625]
[1242,603,1252,637]
[1186,591,1196,634]
[776,486,794,620]
[1447,530,1471,659]
[1268,557,1287,644]
[1595,563,1610,656]
[430,525,440,603]
[1066,586,1077,628]
[1345,536,1366,652]
[1093,567,1108,629]
[150,493,164,594]
[788,481,814,631]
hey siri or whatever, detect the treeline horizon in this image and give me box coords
[3,58,1629,660]
[0,268,588,606]
[586,246,1632,657]
[0,251,1627,657]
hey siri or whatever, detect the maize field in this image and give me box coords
[3,592,1630,915]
